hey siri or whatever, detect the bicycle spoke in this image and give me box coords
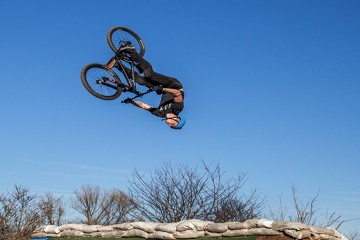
[112,30,140,52]
[86,67,118,97]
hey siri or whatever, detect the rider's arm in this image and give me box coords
[162,88,183,103]
[131,100,152,110]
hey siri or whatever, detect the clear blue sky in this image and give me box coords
[1,0,359,234]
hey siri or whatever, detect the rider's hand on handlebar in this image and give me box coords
[123,98,133,104]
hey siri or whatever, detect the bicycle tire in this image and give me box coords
[80,63,123,100]
[107,26,145,60]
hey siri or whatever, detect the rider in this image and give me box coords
[108,46,186,129]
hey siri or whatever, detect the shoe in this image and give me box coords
[119,45,136,53]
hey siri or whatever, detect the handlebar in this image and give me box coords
[121,88,153,103]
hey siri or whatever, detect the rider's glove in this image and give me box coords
[152,85,163,95]
[123,98,133,104]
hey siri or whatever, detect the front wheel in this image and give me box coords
[107,26,145,60]
[80,63,123,100]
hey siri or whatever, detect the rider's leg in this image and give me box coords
[124,66,154,89]
[111,60,154,88]
[132,53,183,89]
[119,47,183,89]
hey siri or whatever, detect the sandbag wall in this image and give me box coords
[32,219,347,240]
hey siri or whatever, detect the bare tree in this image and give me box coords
[0,185,42,240]
[290,186,319,225]
[269,193,289,222]
[346,230,360,240]
[38,192,66,226]
[72,185,135,225]
[0,193,13,239]
[269,186,358,232]
[270,187,321,225]
[100,188,136,225]
[72,185,104,225]
[128,161,264,222]
[214,190,265,222]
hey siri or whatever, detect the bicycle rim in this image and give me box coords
[107,26,145,57]
[81,64,122,100]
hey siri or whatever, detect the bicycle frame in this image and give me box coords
[105,52,153,102]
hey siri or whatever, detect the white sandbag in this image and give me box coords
[176,219,212,231]
[310,226,336,235]
[82,224,99,233]
[223,229,251,237]
[176,220,193,231]
[297,230,313,239]
[155,222,179,233]
[173,229,205,239]
[132,221,157,233]
[31,233,47,238]
[328,228,349,240]
[122,229,149,238]
[283,221,310,230]
[113,222,133,230]
[206,222,228,233]
[190,219,213,231]
[244,219,259,228]
[60,230,85,237]
[102,230,123,238]
[284,229,299,239]
[89,231,104,237]
[97,225,114,232]
[33,225,46,233]
[271,221,288,229]
[223,228,279,237]
[227,222,249,230]
[319,234,343,240]
[33,220,347,240]
[44,225,60,234]
[284,229,315,239]
[257,219,273,228]
[205,231,223,237]
[46,233,62,238]
[148,231,176,239]
[59,223,84,231]
[339,232,349,240]
[246,228,280,236]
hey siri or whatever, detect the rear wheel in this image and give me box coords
[107,26,145,60]
[80,63,123,100]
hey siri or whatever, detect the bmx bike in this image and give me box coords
[80,26,152,102]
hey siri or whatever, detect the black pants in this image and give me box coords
[119,53,183,89]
